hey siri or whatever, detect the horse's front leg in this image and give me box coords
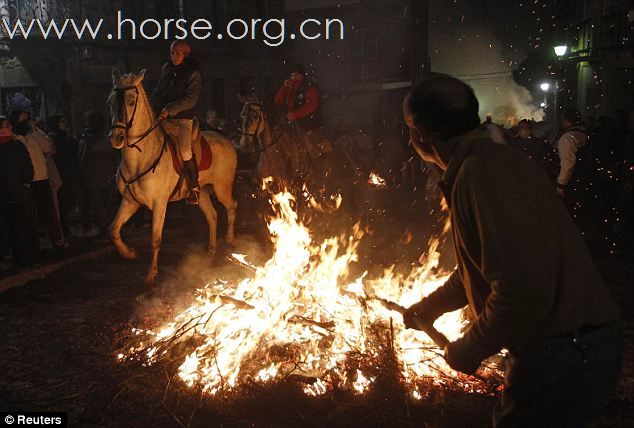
[110,196,140,260]
[197,186,218,257]
[144,201,167,288]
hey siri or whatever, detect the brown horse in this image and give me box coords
[107,69,237,287]
[239,99,368,218]
[238,99,303,184]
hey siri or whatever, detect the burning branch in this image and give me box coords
[119,190,501,398]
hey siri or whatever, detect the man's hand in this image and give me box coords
[443,341,480,375]
[403,300,431,330]
[284,79,294,88]
[159,109,170,120]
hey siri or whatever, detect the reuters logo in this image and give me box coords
[4,415,15,424]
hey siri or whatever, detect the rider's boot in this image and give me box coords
[183,158,200,205]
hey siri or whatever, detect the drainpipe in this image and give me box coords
[0,0,11,56]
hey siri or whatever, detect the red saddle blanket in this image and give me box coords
[167,135,213,175]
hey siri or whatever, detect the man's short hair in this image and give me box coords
[170,40,191,54]
[560,108,581,125]
[518,119,532,127]
[405,74,481,140]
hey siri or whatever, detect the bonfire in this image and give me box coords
[118,190,502,399]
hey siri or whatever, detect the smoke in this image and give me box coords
[430,26,544,127]
[134,235,268,321]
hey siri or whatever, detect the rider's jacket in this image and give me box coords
[274,77,322,130]
[150,58,202,120]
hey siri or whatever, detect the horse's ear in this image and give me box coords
[112,67,121,85]
[130,69,146,86]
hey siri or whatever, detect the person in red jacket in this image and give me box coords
[274,64,323,175]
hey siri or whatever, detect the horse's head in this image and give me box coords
[238,97,266,150]
[108,68,146,149]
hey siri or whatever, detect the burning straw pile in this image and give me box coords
[117,190,502,402]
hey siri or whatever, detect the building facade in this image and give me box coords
[556,0,634,118]
[0,0,286,135]
[284,0,429,131]
[1,0,429,135]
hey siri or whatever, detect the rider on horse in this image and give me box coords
[150,40,202,204]
[274,64,323,176]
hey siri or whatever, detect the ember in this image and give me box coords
[119,190,501,397]
[368,172,388,188]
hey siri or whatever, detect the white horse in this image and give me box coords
[107,69,237,287]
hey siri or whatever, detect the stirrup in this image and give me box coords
[186,187,200,205]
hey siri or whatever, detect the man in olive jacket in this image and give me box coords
[150,40,202,204]
[402,75,623,427]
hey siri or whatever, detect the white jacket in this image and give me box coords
[31,128,63,190]
[17,134,48,182]
[556,128,588,186]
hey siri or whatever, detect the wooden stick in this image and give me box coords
[212,294,254,310]
[225,254,257,274]
[370,295,449,349]
[288,315,335,331]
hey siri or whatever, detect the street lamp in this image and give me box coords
[540,82,551,118]
[554,45,568,57]
[553,45,567,118]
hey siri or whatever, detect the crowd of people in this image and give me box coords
[486,109,634,257]
[2,54,633,271]
[0,106,119,270]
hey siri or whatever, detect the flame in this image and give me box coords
[368,172,387,188]
[120,190,498,397]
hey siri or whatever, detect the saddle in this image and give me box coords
[160,118,213,175]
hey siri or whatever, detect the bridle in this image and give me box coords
[109,85,161,152]
[109,82,167,192]
[237,101,289,150]
[238,101,266,139]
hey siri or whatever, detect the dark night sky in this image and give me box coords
[428,0,562,123]
[430,0,560,54]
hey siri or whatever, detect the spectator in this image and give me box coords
[556,108,590,198]
[27,118,64,224]
[49,114,79,239]
[9,109,66,249]
[513,119,558,183]
[78,110,118,241]
[202,108,226,136]
[482,115,512,145]
[0,116,36,268]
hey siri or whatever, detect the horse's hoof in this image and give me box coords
[136,287,161,305]
[143,274,157,289]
